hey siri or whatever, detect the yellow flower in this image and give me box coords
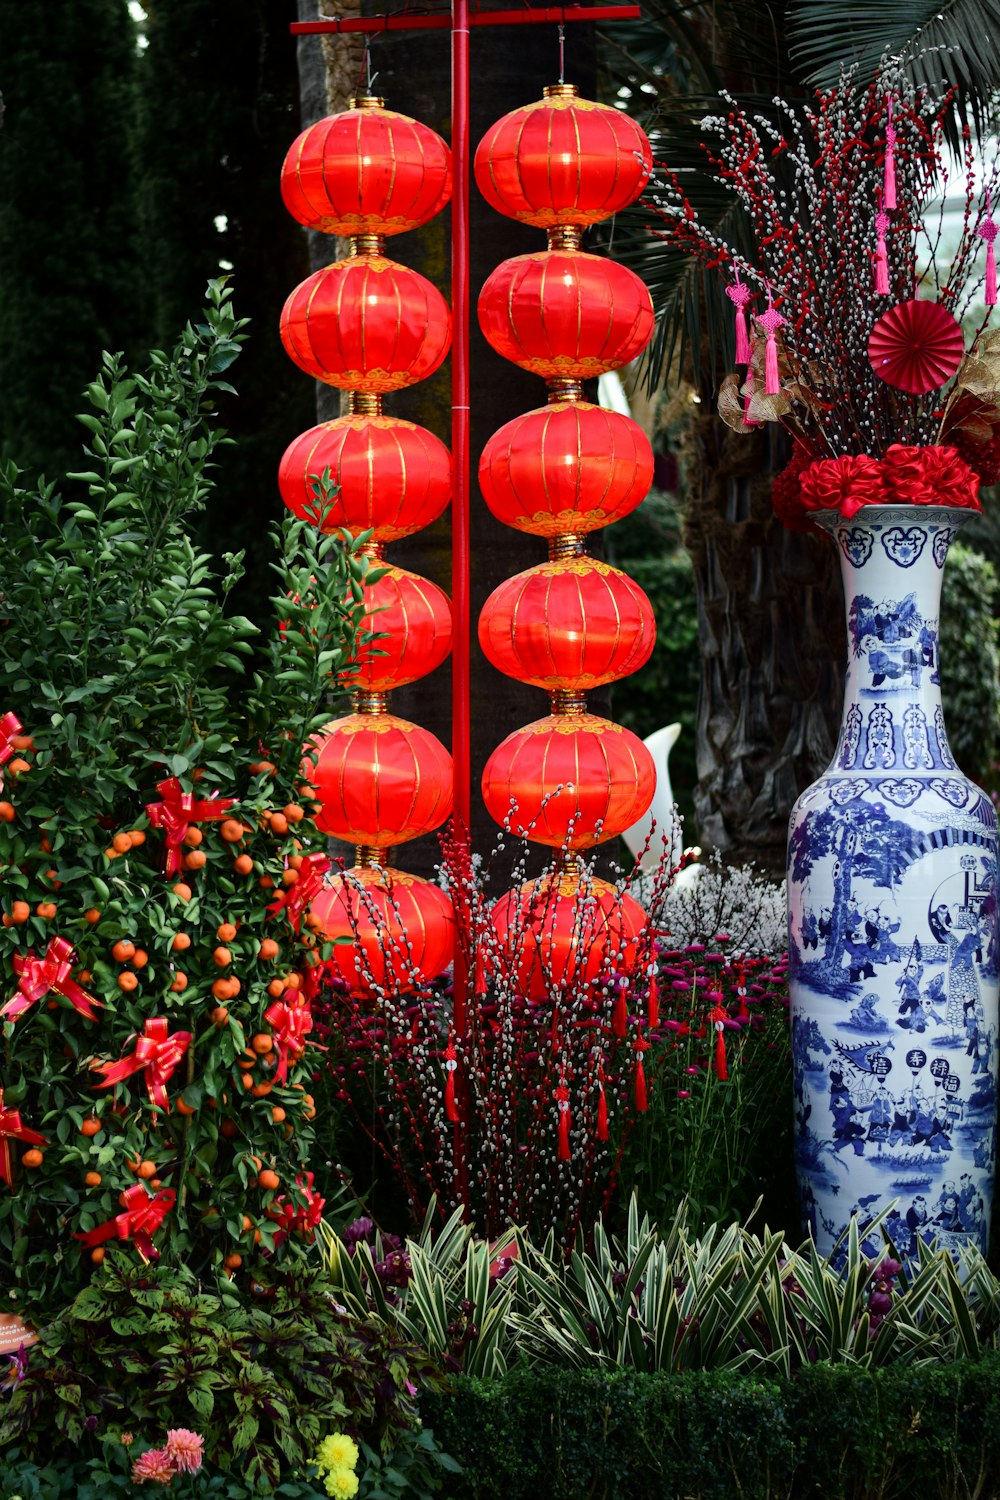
[324,1465,360,1500]
[316,1433,359,1472]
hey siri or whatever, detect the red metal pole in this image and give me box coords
[292,6,639,34]
[451,0,472,1210]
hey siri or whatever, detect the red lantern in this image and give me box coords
[478,250,653,378]
[281,97,452,237]
[482,714,655,849]
[479,559,655,690]
[311,866,455,997]
[281,254,452,392]
[490,871,647,1001]
[342,566,453,691]
[306,714,453,847]
[474,85,651,229]
[479,400,652,536]
[279,415,452,539]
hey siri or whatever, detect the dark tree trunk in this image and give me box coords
[684,413,846,876]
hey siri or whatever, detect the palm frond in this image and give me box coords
[787,0,1000,141]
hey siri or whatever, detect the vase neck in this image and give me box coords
[823,506,967,774]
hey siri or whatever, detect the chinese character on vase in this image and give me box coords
[649,66,1000,1262]
[277,93,456,997]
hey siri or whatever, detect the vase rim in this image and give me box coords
[810,502,974,532]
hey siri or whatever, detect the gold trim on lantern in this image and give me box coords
[543,83,579,100]
[547,225,583,252]
[550,689,587,716]
[350,232,387,257]
[354,845,387,868]
[349,95,386,111]
[348,391,384,417]
[548,533,586,561]
[546,378,584,403]
[353,690,391,716]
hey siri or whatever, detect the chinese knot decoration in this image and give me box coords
[473,83,658,1160]
[278,94,456,997]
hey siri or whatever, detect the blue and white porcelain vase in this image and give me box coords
[788,503,998,1262]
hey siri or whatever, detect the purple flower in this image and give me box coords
[343,1216,375,1249]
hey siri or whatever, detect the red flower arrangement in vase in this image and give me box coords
[649,65,1000,522]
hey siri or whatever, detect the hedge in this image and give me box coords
[422,1357,1000,1500]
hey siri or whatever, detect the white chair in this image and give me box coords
[622,722,682,873]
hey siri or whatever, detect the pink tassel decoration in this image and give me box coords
[883,98,897,212]
[874,210,890,296]
[977,194,998,307]
[725,272,754,364]
[756,304,786,396]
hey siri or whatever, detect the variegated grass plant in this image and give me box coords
[318,1195,1000,1380]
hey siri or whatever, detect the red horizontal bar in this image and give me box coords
[292,6,639,34]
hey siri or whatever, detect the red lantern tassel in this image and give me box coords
[596,1083,608,1141]
[714,1021,728,1081]
[444,1041,459,1123]
[647,971,659,1029]
[474,951,488,997]
[634,1055,647,1112]
[612,986,628,1039]
[555,1083,571,1160]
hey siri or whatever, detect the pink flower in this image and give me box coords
[166,1428,204,1475]
[131,1446,177,1485]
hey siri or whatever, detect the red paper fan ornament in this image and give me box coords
[867,299,965,394]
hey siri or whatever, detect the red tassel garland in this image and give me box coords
[596,1082,608,1141]
[709,1004,728,1081]
[612,985,628,1039]
[634,1034,649,1112]
[444,1040,459,1123]
[647,971,660,1029]
[474,951,488,997]
[555,1082,571,1160]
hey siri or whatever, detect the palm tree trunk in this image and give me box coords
[684,412,846,875]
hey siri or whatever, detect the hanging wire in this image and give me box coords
[558,21,565,84]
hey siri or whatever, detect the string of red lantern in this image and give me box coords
[474,83,658,999]
[278,94,457,997]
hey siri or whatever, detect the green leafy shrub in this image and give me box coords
[323,1197,1000,1381]
[0,1253,438,1494]
[421,1355,1000,1500]
[0,282,375,1317]
[939,539,1000,782]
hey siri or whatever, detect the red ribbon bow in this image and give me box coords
[0,713,22,768]
[263,998,315,1085]
[266,1171,325,1246]
[0,1089,47,1186]
[267,852,330,932]
[93,1017,191,1111]
[1,937,103,1023]
[144,777,236,876]
[75,1183,176,1263]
